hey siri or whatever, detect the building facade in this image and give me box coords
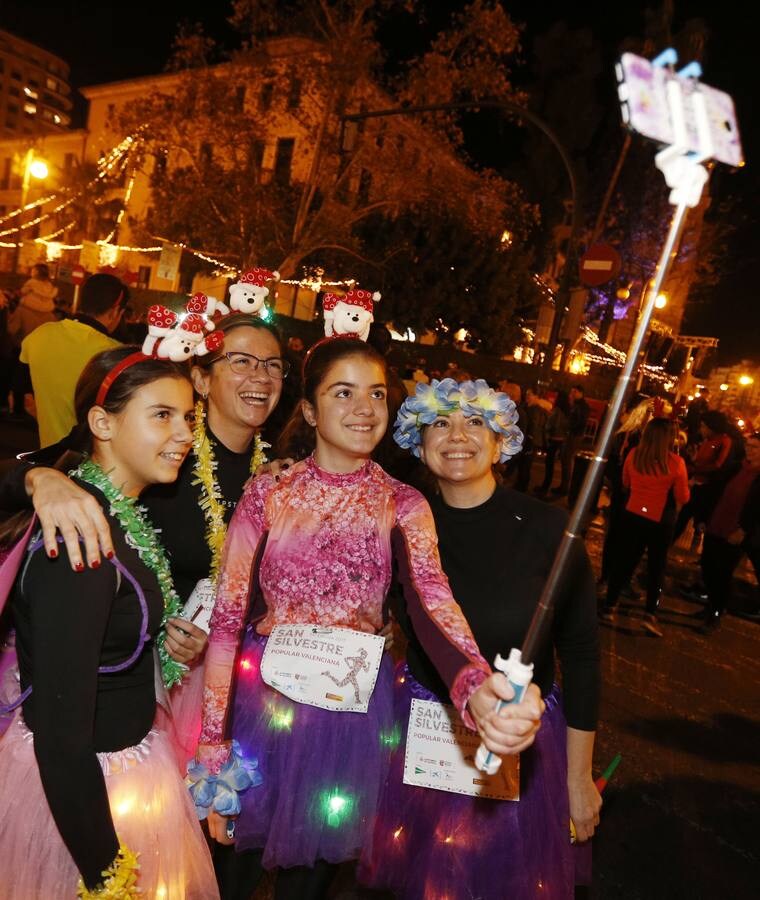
[1,36,488,304]
[0,30,72,137]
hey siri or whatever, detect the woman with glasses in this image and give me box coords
[4,313,288,762]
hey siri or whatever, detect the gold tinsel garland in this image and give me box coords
[191,400,269,584]
[77,843,140,899]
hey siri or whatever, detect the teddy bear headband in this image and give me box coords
[141,266,279,360]
[393,378,524,463]
[322,287,381,342]
[98,267,280,407]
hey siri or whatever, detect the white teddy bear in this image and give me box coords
[322,289,381,342]
[142,307,223,361]
[228,267,280,316]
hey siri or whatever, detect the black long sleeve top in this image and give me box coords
[13,481,164,889]
[396,486,600,731]
[142,428,254,601]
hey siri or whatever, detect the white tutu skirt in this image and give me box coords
[0,715,219,899]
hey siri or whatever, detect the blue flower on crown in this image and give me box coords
[500,425,525,461]
[392,377,523,463]
[405,378,460,425]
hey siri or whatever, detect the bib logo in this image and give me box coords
[322,648,370,704]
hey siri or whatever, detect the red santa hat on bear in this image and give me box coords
[322,288,381,342]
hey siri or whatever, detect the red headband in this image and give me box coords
[95,352,150,408]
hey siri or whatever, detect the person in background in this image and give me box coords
[698,431,760,633]
[19,274,127,447]
[286,335,304,357]
[598,397,667,587]
[15,264,58,339]
[7,265,58,418]
[501,381,527,483]
[514,386,550,492]
[672,410,733,545]
[554,385,590,497]
[684,389,710,446]
[601,418,689,636]
[535,389,570,497]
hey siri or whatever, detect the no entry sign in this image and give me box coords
[579,243,621,287]
[71,264,86,286]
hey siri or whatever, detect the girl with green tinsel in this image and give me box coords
[0,348,218,899]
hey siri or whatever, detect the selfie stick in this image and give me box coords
[477,50,723,773]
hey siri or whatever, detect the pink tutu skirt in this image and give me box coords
[0,715,219,899]
[0,634,18,739]
[153,660,207,772]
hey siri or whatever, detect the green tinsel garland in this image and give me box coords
[74,458,186,688]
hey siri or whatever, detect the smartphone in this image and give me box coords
[615,52,744,168]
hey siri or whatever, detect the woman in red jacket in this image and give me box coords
[601,418,689,636]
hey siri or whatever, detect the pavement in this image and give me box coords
[582,514,759,900]
[1,422,758,898]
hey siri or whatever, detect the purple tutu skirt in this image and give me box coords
[230,627,394,869]
[359,663,586,900]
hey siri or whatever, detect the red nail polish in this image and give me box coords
[48,549,58,559]
[74,562,85,572]
[106,551,115,560]
[90,560,101,569]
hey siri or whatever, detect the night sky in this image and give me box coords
[3,1,756,364]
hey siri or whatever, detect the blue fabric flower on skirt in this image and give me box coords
[186,740,262,819]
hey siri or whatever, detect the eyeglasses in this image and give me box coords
[216,351,290,379]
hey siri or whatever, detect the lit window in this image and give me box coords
[24,103,37,116]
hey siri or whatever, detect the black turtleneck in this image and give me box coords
[142,428,254,601]
[396,485,600,731]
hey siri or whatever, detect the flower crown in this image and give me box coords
[393,378,523,463]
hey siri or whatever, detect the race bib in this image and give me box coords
[260,624,384,713]
[403,698,520,801]
[181,577,216,634]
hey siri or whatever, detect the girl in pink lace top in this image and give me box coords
[195,337,543,898]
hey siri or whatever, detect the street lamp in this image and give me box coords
[13,149,49,274]
[28,159,49,180]
[654,292,668,309]
[737,374,754,415]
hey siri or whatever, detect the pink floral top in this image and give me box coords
[198,457,490,772]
